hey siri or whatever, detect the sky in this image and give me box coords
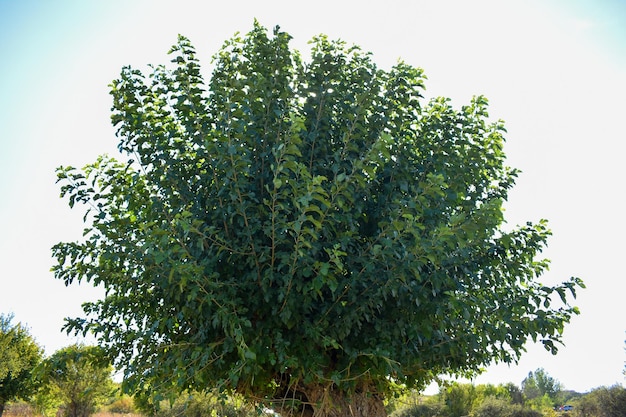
[1,0,625,394]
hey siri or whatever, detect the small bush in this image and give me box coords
[4,402,36,417]
[153,391,260,417]
[105,396,136,414]
[472,396,510,417]
[390,402,442,417]
[472,396,543,417]
[508,406,542,417]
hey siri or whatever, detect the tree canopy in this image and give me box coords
[52,23,583,417]
[0,314,43,417]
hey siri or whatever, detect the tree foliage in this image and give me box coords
[52,23,583,416]
[0,314,43,417]
[36,345,114,417]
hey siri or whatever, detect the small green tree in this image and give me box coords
[37,345,114,417]
[52,22,584,417]
[441,383,476,417]
[522,368,561,403]
[474,384,511,405]
[0,314,43,417]
[504,383,524,405]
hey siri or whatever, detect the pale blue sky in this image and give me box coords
[1,0,625,393]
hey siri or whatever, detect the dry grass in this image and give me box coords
[93,413,145,417]
[4,407,145,417]
[4,402,36,417]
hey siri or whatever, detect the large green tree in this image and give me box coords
[0,314,43,417]
[52,23,583,417]
[36,345,114,417]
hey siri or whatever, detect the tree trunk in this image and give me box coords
[66,401,91,417]
[274,384,387,417]
[0,401,5,417]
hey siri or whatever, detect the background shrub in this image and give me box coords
[472,397,543,417]
[4,402,35,417]
[105,395,136,414]
[151,391,264,417]
[389,403,441,417]
[509,408,542,417]
[472,396,511,417]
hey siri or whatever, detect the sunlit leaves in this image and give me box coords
[0,314,43,406]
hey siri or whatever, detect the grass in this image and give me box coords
[4,403,144,417]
